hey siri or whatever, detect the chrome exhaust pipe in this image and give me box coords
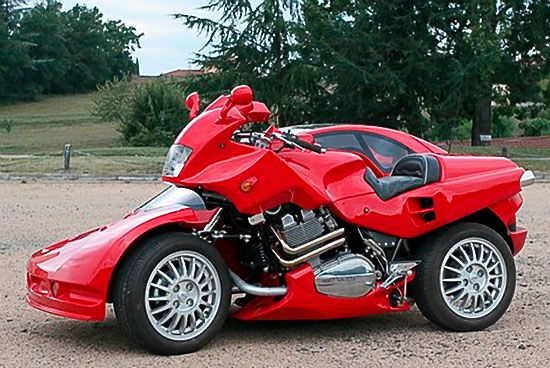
[228,270,287,296]
[272,227,345,255]
[271,237,346,268]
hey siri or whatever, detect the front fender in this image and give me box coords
[26,206,216,321]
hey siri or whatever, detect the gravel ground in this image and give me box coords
[0,181,548,367]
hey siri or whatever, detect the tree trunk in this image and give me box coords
[471,95,492,146]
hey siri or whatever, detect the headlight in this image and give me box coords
[162,145,193,177]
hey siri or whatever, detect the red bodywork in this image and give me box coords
[27,89,528,322]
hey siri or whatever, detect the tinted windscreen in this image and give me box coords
[139,186,206,212]
[314,131,411,173]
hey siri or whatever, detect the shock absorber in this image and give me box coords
[248,241,269,269]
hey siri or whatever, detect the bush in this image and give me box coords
[492,116,517,138]
[92,77,132,123]
[456,119,472,140]
[94,78,190,146]
[519,119,550,137]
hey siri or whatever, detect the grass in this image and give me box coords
[0,93,122,155]
[448,146,550,172]
[0,155,165,175]
[0,94,97,124]
[0,93,167,174]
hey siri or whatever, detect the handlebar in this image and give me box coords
[272,132,326,154]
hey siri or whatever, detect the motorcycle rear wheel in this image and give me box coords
[113,232,231,355]
[412,222,516,331]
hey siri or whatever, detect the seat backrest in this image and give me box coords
[391,154,440,184]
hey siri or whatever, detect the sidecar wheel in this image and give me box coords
[113,232,231,355]
[412,222,515,331]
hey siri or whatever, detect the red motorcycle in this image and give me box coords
[26,86,534,354]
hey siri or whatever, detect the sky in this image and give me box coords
[58,0,213,76]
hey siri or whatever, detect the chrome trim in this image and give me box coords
[520,170,535,187]
[272,227,345,255]
[228,270,287,296]
[314,254,376,298]
[271,237,346,268]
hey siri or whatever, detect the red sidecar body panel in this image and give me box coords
[26,206,216,321]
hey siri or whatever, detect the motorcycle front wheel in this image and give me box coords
[113,232,231,355]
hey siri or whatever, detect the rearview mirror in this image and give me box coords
[230,85,253,106]
[220,85,254,119]
[185,92,200,120]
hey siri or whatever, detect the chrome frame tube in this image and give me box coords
[228,270,287,296]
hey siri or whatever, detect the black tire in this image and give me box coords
[113,232,231,355]
[411,222,516,331]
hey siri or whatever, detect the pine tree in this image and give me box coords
[175,0,325,125]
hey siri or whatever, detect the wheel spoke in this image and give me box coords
[195,264,206,283]
[199,276,214,288]
[151,283,171,292]
[151,303,171,315]
[189,257,196,278]
[168,261,180,279]
[442,277,462,283]
[181,313,188,332]
[445,284,464,295]
[469,242,477,262]
[188,313,196,330]
[444,265,462,274]
[452,289,467,305]
[158,309,176,325]
[158,270,174,284]
[450,254,465,267]
[168,313,182,331]
[180,256,187,276]
[148,296,169,302]
[459,246,470,262]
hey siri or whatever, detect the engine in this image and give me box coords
[268,207,383,298]
[278,209,326,248]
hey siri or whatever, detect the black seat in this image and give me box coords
[365,154,440,200]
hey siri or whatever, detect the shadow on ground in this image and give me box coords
[26,309,434,355]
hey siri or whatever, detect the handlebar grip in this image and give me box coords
[298,139,325,153]
[284,134,325,153]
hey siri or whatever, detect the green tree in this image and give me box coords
[0,1,34,100]
[1,1,142,102]
[180,1,550,144]
[62,4,142,92]
[175,0,326,125]
[17,1,69,94]
[426,0,550,145]
[0,0,26,27]
[297,1,445,135]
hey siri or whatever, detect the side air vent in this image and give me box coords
[407,197,436,224]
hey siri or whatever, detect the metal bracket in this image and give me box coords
[380,261,420,289]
